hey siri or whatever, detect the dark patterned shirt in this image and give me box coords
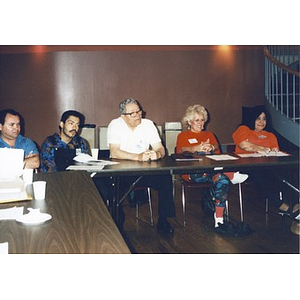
[40,133,90,173]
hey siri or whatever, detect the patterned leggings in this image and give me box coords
[189,173,230,208]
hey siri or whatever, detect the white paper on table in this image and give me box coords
[237,151,290,158]
[73,153,94,163]
[0,206,24,220]
[96,160,119,165]
[207,154,239,161]
[0,242,8,254]
[73,153,119,165]
[67,165,105,171]
[0,177,31,203]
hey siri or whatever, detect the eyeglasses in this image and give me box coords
[122,109,143,118]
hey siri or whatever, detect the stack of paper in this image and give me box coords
[0,178,31,203]
[237,151,290,158]
[68,154,119,171]
[207,154,239,161]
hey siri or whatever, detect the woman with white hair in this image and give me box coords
[176,104,248,229]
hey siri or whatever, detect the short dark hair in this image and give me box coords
[0,109,22,125]
[60,110,85,126]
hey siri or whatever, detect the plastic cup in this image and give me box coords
[33,181,47,200]
[91,148,99,160]
[22,169,33,185]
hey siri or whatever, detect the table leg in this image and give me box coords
[111,176,120,224]
[111,175,144,229]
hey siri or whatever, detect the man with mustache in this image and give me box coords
[40,110,90,172]
[0,109,40,169]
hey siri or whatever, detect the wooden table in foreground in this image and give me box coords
[0,171,130,254]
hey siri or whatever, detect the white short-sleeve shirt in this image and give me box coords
[107,117,161,154]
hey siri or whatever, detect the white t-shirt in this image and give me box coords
[107,117,161,154]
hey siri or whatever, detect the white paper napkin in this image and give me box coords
[0,242,8,254]
[0,206,24,220]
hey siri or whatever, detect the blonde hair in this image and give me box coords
[182,104,208,129]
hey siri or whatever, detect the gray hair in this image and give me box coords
[182,104,208,129]
[119,98,140,114]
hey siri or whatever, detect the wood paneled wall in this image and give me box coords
[0,46,264,147]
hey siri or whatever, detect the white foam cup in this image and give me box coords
[33,181,47,200]
[22,168,33,185]
[91,148,99,160]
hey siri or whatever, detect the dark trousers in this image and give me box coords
[94,174,176,221]
[120,174,176,220]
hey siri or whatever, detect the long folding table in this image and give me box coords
[93,152,299,227]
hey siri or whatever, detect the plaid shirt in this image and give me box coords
[40,133,89,173]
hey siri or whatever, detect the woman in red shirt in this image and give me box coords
[232,105,288,212]
[176,104,248,229]
[232,107,279,154]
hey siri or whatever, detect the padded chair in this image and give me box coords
[105,173,154,227]
[179,176,246,226]
[80,124,96,148]
[96,129,154,226]
[176,144,232,226]
[265,177,300,230]
[180,178,215,226]
[98,126,110,158]
[164,122,182,155]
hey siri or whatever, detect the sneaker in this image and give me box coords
[214,213,224,228]
[230,172,249,185]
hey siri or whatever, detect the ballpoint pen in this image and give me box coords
[26,151,33,157]
[23,151,33,168]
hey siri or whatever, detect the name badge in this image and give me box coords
[188,138,198,144]
[258,135,267,139]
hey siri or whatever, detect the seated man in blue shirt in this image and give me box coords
[0,109,40,169]
[40,110,90,172]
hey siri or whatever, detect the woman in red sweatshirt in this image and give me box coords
[232,105,288,212]
[176,104,248,228]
